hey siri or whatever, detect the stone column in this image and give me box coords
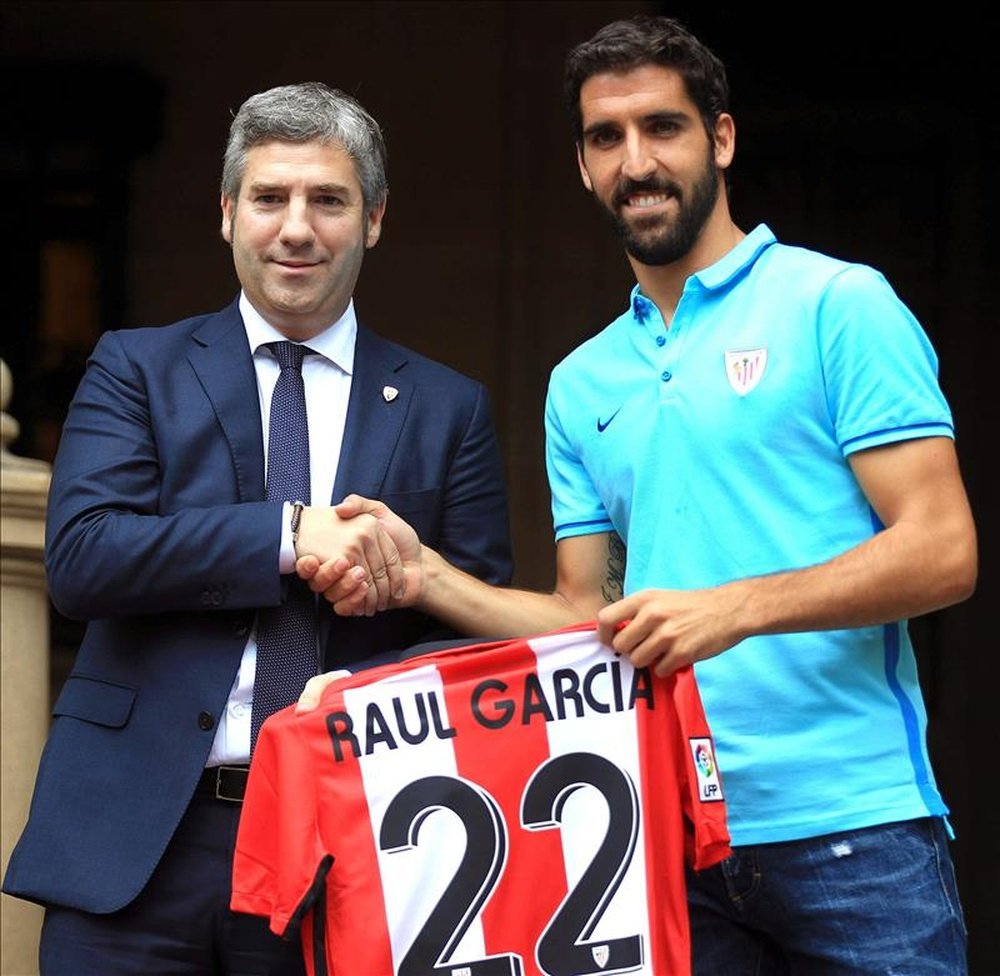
[1,358,51,976]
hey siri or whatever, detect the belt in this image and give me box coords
[197,765,250,803]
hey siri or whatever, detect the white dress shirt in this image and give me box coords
[206,292,356,765]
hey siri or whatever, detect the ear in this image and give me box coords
[364,198,387,249]
[220,194,235,244]
[713,113,736,171]
[576,143,594,192]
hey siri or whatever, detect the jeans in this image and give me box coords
[686,817,967,975]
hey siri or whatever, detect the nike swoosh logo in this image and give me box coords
[597,408,622,432]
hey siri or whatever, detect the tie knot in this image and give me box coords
[267,341,307,372]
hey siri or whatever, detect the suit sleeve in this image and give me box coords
[44,330,283,619]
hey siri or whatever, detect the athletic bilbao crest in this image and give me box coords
[592,944,610,968]
[725,347,767,395]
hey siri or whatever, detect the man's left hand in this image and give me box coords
[295,669,351,714]
[596,587,747,676]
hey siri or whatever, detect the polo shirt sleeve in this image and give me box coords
[544,377,615,542]
[817,265,954,455]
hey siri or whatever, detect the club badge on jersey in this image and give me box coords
[232,623,731,976]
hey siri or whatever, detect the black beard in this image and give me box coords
[599,155,719,266]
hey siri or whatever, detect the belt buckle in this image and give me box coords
[214,765,248,803]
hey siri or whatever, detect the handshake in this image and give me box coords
[289,490,731,695]
[293,494,423,618]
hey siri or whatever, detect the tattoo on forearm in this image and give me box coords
[601,532,626,603]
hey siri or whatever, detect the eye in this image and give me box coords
[254,193,284,206]
[587,127,621,149]
[648,117,681,136]
[315,194,345,208]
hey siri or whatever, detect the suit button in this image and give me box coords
[198,711,215,731]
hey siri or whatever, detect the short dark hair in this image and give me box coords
[563,15,730,142]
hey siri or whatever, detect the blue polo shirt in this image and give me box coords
[545,224,954,844]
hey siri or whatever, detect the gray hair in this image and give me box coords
[221,82,388,211]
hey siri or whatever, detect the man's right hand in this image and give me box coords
[294,504,406,615]
[297,495,423,616]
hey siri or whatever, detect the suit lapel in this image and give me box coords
[187,299,266,502]
[332,324,413,503]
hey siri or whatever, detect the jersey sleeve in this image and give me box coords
[670,668,731,871]
[231,709,331,938]
[817,265,954,455]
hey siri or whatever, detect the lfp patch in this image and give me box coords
[690,737,724,802]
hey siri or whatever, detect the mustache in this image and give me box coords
[612,177,682,210]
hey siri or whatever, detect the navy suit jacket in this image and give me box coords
[3,299,513,913]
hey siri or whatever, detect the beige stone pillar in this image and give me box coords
[1,359,50,976]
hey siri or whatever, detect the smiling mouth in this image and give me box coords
[624,192,674,210]
[614,177,681,213]
[272,259,322,271]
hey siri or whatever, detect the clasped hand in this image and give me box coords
[295,494,421,617]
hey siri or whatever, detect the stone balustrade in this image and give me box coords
[1,358,51,976]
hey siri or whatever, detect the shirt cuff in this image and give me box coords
[278,501,296,574]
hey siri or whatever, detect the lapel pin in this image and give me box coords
[382,385,399,402]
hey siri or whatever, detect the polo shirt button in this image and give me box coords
[661,370,673,382]
[655,335,666,347]
[198,711,215,731]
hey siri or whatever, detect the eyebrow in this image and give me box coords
[643,110,690,125]
[582,109,691,138]
[246,181,352,194]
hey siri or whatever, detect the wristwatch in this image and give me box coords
[290,501,305,549]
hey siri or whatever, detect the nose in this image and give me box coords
[278,198,315,248]
[621,131,657,182]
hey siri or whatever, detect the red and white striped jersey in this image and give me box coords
[232,623,731,976]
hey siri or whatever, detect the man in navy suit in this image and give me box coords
[2,82,512,974]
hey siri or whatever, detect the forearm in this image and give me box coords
[46,502,282,619]
[416,546,586,638]
[724,512,977,639]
